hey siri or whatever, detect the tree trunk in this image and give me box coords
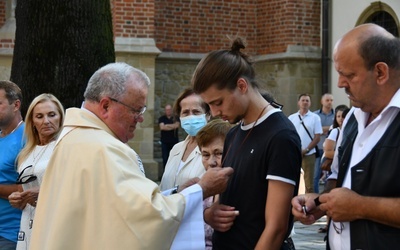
[11,0,115,116]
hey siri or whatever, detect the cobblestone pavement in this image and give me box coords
[291,175,328,249]
[291,215,327,250]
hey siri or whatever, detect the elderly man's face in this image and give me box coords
[107,76,148,143]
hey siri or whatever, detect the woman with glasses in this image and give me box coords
[196,119,232,250]
[8,93,64,250]
[159,88,210,191]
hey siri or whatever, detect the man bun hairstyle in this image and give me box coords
[192,37,258,94]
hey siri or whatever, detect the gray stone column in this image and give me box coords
[0,0,16,80]
[0,0,16,36]
[115,37,161,181]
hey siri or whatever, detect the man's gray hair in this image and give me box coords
[84,62,150,102]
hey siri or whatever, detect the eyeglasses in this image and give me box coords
[333,221,344,234]
[16,165,37,184]
[109,97,146,117]
[201,152,223,160]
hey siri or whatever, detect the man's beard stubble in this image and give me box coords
[231,115,244,125]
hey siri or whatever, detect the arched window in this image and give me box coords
[357,2,400,37]
[367,11,398,37]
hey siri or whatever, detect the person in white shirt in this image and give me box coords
[292,23,400,249]
[312,93,334,193]
[288,94,322,193]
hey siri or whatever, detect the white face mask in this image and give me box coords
[180,114,207,136]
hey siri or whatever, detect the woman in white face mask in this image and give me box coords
[159,88,210,191]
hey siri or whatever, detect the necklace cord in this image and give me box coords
[221,104,270,167]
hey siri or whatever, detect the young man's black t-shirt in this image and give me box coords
[213,110,301,249]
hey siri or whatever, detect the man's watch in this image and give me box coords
[305,148,310,152]
[172,185,179,194]
[314,196,321,207]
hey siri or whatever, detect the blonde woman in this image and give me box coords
[9,94,64,250]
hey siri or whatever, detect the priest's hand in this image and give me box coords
[198,167,233,199]
[179,177,200,192]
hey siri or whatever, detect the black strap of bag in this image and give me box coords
[298,115,319,156]
[334,127,340,150]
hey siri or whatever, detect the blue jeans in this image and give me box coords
[313,149,324,193]
[0,236,17,250]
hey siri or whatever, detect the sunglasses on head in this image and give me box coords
[16,165,37,184]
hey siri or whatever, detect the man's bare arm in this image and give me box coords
[0,184,19,199]
[159,121,179,131]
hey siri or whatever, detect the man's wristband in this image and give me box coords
[302,196,322,215]
[314,196,321,207]
[172,185,179,194]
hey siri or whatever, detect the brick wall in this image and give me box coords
[154,0,257,54]
[154,0,320,54]
[0,37,13,49]
[0,1,14,49]
[0,0,320,54]
[112,0,155,38]
[257,0,321,54]
[0,1,5,27]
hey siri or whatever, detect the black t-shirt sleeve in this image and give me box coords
[266,128,302,185]
[158,116,165,124]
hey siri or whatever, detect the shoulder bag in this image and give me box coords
[298,115,320,158]
[320,128,340,171]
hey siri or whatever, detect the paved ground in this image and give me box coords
[292,179,327,250]
[292,216,327,250]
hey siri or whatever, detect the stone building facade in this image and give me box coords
[0,0,399,180]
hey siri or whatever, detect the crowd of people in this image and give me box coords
[1,23,400,250]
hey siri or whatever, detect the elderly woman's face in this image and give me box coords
[32,100,61,144]
[201,137,224,170]
[179,94,205,117]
